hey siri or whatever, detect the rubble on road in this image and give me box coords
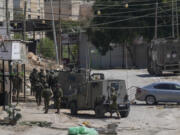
[20,121,52,128]
[27,52,63,72]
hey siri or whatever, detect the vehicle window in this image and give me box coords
[111,83,119,91]
[172,84,180,90]
[154,84,171,90]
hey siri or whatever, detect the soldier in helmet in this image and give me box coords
[110,87,120,119]
[12,72,22,104]
[42,83,52,114]
[54,83,63,114]
[29,68,38,95]
[34,78,43,106]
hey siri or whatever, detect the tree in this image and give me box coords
[88,0,174,66]
[37,38,55,59]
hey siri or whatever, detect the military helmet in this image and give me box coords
[46,69,49,72]
[33,68,37,72]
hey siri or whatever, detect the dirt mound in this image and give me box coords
[26,52,63,72]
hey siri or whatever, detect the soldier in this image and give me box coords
[34,78,43,106]
[51,72,58,93]
[54,83,63,114]
[110,87,120,119]
[29,68,38,95]
[42,83,52,114]
[38,69,46,86]
[48,70,54,89]
[12,73,22,104]
[46,69,50,87]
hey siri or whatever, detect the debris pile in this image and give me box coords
[27,52,63,72]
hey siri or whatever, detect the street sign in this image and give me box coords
[0,40,27,62]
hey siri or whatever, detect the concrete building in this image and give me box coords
[13,0,44,20]
[13,0,45,40]
[44,0,93,21]
[44,0,72,21]
[0,0,13,39]
[79,33,148,69]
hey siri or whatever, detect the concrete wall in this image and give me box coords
[79,33,148,69]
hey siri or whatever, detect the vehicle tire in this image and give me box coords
[154,65,162,76]
[120,111,129,118]
[146,96,156,105]
[147,67,155,75]
[95,105,105,118]
[120,104,130,118]
[70,102,77,115]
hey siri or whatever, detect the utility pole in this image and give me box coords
[50,0,59,64]
[5,0,9,38]
[175,0,179,39]
[154,1,158,39]
[23,0,27,40]
[172,0,175,38]
[58,0,62,65]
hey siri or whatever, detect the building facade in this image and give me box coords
[13,0,44,20]
[0,0,13,39]
[44,0,72,21]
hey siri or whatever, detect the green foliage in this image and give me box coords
[13,33,28,40]
[88,0,173,54]
[37,38,55,59]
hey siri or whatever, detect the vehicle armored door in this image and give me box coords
[77,83,87,109]
[108,81,125,104]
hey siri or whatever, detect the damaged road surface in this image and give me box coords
[0,103,180,135]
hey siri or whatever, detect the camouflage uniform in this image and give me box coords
[51,73,58,93]
[110,87,120,119]
[48,71,54,89]
[38,69,46,86]
[12,74,22,104]
[54,84,63,114]
[46,70,50,87]
[42,83,52,113]
[29,69,38,95]
[34,79,43,106]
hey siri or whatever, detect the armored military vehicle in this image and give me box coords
[57,71,130,118]
[147,39,180,76]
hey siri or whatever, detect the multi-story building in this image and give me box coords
[0,0,13,39]
[13,0,44,20]
[44,0,72,21]
[44,0,93,21]
[13,0,45,40]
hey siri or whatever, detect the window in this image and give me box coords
[37,16,40,19]
[172,84,180,90]
[28,15,31,19]
[154,84,171,90]
[111,83,119,91]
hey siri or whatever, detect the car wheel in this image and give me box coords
[95,105,105,118]
[146,96,156,105]
[70,102,77,115]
